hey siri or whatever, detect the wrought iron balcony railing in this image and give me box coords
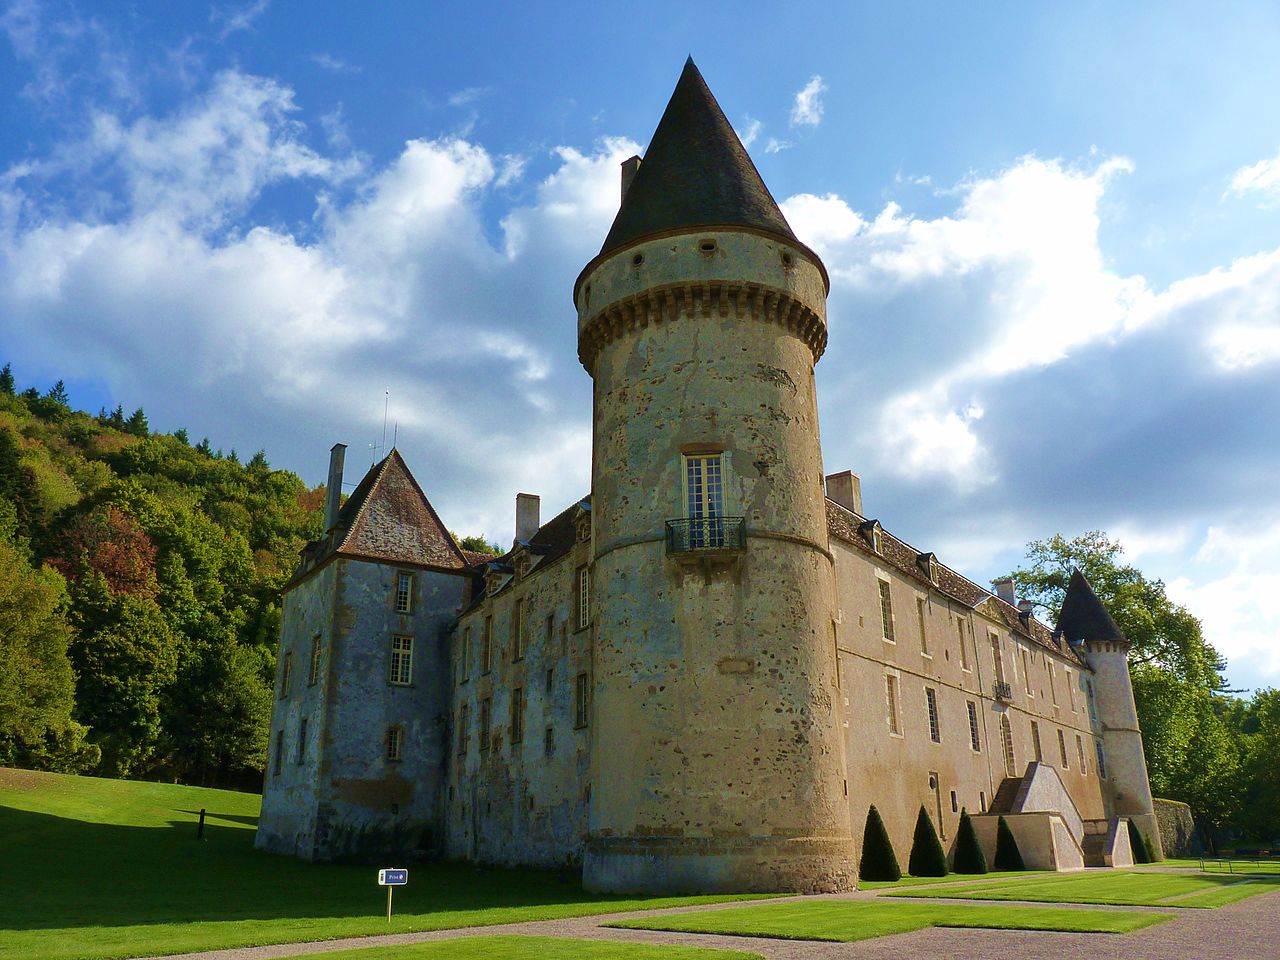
[665,516,746,554]
[993,680,1013,703]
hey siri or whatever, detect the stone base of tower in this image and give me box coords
[583,835,856,894]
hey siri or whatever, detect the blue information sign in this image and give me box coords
[378,868,409,886]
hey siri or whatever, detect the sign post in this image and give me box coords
[377,868,408,922]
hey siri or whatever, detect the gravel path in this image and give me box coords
[146,884,1280,960]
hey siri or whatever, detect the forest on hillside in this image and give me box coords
[0,365,323,788]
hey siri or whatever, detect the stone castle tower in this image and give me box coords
[574,59,856,893]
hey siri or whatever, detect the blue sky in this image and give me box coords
[3,1,1279,692]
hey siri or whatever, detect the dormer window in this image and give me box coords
[485,570,503,595]
[576,517,590,543]
[917,552,938,582]
[860,520,883,554]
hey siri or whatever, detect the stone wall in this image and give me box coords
[1154,797,1201,857]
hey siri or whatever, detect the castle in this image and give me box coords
[256,59,1159,893]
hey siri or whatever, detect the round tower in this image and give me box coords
[575,59,855,894]
[1058,570,1163,858]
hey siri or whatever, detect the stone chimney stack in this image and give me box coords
[324,443,346,532]
[515,493,540,544]
[825,471,863,515]
[620,156,642,201]
[993,577,1017,605]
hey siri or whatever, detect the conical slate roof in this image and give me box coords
[1054,569,1125,645]
[599,58,797,256]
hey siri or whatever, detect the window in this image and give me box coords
[574,673,589,728]
[296,718,307,764]
[1049,662,1058,705]
[544,726,554,757]
[885,674,901,735]
[511,687,524,745]
[457,703,469,756]
[967,700,981,752]
[989,631,1006,685]
[950,790,959,813]
[683,453,725,547]
[1021,648,1033,694]
[386,726,404,762]
[545,667,554,697]
[479,698,491,753]
[980,790,987,812]
[280,651,292,698]
[482,616,493,673]
[274,729,283,775]
[1057,728,1069,768]
[1087,679,1099,721]
[925,687,941,743]
[389,635,413,685]
[878,580,895,642]
[958,619,970,671]
[1031,720,1043,762]
[1095,740,1108,779]
[460,628,471,683]
[1076,733,1087,773]
[576,567,591,630]
[395,571,413,613]
[545,613,554,647]
[1000,714,1016,777]
[917,597,930,655]
[576,517,590,543]
[308,635,322,685]
[1066,668,1078,712]
[512,599,524,661]
[831,621,841,689]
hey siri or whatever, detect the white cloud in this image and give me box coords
[764,137,791,154]
[309,53,360,75]
[448,86,492,108]
[736,116,762,148]
[1229,147,1280,201]
[212,0,270,41]
[789,74,827,128]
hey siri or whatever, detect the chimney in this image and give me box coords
[324,443,346,532]
[993,577,1017,605]
[1018,598,1034,626]
[620,156,642,201]
[515,493,540,544]
[825,470,863,515]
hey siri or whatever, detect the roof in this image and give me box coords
[824,498,1085,665]
[1054,569,1126,645]
[598,57,797,257]
[290,449,467,584]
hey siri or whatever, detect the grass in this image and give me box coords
[1163,856,1280,875]
[0,769,775,960]
[882,869,1280,908]
[858,868,1054,890]
[609,900,1171,942]
[304,937,762,959]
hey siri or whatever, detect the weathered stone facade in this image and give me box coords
[257,59,1157,891]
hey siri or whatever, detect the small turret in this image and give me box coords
[1057,569,1163,858]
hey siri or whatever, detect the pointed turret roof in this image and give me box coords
[333,449,467,569]
[1054,569,1125,645]
[599,58,797,256]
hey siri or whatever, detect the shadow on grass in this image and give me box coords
[177,808,261,827]
[0,805,606,932]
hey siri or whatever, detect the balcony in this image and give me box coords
[993,680,1013,703]
[665,517,746,565]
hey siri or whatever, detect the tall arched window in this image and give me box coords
[1000,714,1017,778]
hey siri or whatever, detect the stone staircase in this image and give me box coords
[989,775,1024,814]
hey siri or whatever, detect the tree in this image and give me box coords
[1235,689,1280,842]
[0,363,15,396]
[0,500,95,772]
[858,804,902,881]
[907,806,948,876]
[173,428,189,445]
[953,808,988,873]
[124,408,149,437]
[46,380,69,406]
[993,815,1025,870]
[195,437,212,456]
[453,532,500,555]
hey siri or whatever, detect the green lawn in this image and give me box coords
[609,901,1170,942]
[858,868,1054,890]
[883,869,1280,907]
[0,769,774,960]
[307,937,761,959]
[1163,857,1280,875]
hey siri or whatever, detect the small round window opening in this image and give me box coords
[781,251,794,268]
[632,252,644,266]
[698,239,717,254]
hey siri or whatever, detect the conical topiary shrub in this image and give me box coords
[993,815,1026,870]
[953,808,988,874]
[858,804,902,882]
[1128,819,1150,863]
[907,805,948,877]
